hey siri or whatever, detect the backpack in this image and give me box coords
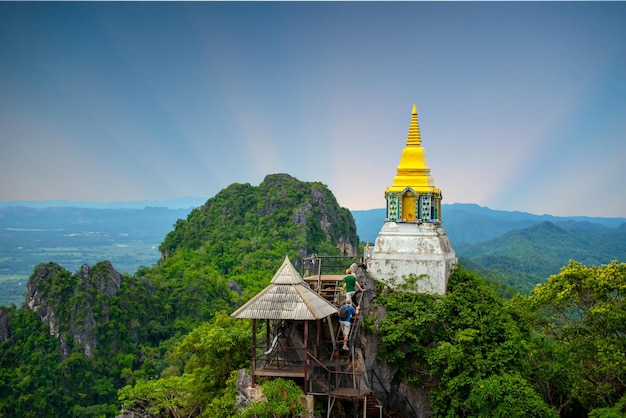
[339,305,349,321]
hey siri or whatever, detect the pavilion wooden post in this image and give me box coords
[304,320,309,395]
[316,319,321,357]
[265,319,270,363]
[251,319,257,384]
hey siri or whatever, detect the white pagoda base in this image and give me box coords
[366,222,457,295]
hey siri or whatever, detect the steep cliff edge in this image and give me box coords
[354,265,435,417]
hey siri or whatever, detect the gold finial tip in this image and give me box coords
[412,103,417,115]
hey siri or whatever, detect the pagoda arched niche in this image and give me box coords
[400,187,418,223]
[394,187,443,224]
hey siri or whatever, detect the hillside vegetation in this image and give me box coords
[376,260,626,417]
[0,174,359,416]
[0,206,192,306]
[458,221,626,293]
[158,173,358,299]
[0,175,624,417]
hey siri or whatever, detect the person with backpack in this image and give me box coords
[338,300,360,351]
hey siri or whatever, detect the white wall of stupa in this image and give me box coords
[367,222,456,294]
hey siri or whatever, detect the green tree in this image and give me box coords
[464,373,558,418]
[237,378,305,418]
[529,260,626,412]
[378,266,557,417]
[177,312,252,398]
[589,393,626,418]
[118,312,252,416]
[118,374,195,417]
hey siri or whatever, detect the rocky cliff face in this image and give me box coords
[24,261,122,357]
[0,308,9,343]
[354,265,435,417]
[25,262,66,340]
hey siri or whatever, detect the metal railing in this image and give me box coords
[302,254,363,278]
[306,352,370,398]
[254,344,306,370]
[369,368,418,417]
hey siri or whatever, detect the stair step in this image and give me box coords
[365,392,382,415]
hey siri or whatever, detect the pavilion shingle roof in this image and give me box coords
[231,255,338,320]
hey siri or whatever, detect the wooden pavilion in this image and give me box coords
[231,255,339,388]
[231,255,378,417]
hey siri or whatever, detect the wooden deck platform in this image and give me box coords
[329,387,372,399]
[303,275,345,302]
[303,274,345,283]
[254,364,305,378]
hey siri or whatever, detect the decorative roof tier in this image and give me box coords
[387,104,438,194]
[230,256,338,320]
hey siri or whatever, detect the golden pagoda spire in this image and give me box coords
[387,104,436,193]
[406,103,421,146]
[384,104,442,224]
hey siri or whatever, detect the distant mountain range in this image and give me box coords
[353,203,626,293]
[1,201,624,297]
[353,203,626,245]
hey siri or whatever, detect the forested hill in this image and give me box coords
[459,221,626,293]
[0,174,361,416]
[1,174,625,417]
[160,173,358,260]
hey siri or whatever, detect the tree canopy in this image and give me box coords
[1,174,624,417]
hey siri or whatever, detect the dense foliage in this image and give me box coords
[377,267,558,417]
[118,313,305,417]
[118,312,254,417]
[0,269,154,417]
[0,174,358,417]
[529,260,626,412]
[377,262,626,417]
[1,175,624,417]
[158,174,358,300]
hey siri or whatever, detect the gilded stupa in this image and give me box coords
[366,104,457,294]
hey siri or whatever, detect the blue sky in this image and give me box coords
[1,2,625,217]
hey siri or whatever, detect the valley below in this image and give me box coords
[0,206,193,306]
[2,202,625,306]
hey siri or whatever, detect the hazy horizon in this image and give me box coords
[2,197,626,222]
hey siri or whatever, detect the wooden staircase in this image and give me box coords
[303,274,344,304]
[302,254,362,305]
[302,255,381,417]
[365,392,383,418]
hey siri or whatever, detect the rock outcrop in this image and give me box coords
[25,262,66,339]
[355,264,436,417]
[24,260,122,357]
[0,308,9,343]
